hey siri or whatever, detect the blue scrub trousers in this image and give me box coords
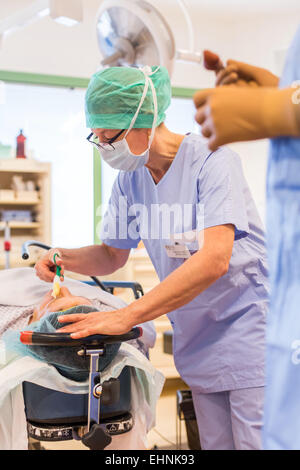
[191,387,264,450]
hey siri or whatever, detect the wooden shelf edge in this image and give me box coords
[0,200,40,205]
[0,222,40,229]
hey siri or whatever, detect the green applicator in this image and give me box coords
[52,253,63,298]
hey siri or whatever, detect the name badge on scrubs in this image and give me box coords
[165,242,191,259]
[165,230,200,259]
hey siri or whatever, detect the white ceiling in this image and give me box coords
[0,1,34,20]
[188,0,300,13]
[1,0,300,21]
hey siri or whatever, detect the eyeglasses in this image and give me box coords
[86,129,125,151]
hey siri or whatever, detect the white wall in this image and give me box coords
[230,12,300,76]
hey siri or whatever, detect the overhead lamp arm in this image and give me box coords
[177,0,195,53]
[175,0,202,65]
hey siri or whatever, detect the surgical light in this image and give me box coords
[96,0,202,77]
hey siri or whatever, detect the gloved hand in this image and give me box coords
[215,59,280,88]
[194,86,300,150]
[35,248,65,282]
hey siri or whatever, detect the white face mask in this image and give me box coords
[99,66,159,172]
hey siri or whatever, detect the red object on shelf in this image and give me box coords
[4,241,11,251]
[16,129,27,158]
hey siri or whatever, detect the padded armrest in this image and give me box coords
[20,327,143,347]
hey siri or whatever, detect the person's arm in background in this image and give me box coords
[215,59,279,87]
[193,86,300,151]
[195,51,299,150]
[203,50,279,87]
[35,244,130,282]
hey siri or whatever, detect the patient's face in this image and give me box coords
[30,286,92,324]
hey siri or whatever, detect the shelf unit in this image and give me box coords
[0,158,51,269]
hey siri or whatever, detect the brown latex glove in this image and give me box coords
[203,50,279,87]
[194,86,300,151]
[215,59,280,88]
[203,50,224,72]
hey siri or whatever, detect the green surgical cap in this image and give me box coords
[85,66,171,129]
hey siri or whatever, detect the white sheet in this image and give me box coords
[0,267,125,306]
[0,268,164,450]
[0,267,156,350]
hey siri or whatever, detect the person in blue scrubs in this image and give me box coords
[35,65,268,450]
[193,26,300,450]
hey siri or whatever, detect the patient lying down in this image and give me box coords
[28,286,99,324]
[2,287,123,382]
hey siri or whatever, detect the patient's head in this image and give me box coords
[30,286,92,324]
[4,286,121,382]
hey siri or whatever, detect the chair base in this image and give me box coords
[27,412,134,443]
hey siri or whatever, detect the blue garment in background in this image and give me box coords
[264,25,300,450]
[101,134,268,393]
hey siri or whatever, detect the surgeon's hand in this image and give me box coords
[215,59,280,88]
[57,309,132,338]
[35,248,65,282]
[194,86,300,150]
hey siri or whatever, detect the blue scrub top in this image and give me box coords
[101,134,268,392]
[264,25,300,450]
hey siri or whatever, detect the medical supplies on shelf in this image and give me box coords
[0,158,51,269]
[16,130,27,159]
[0,210,34,223]
[0,189,40,204]
[0,175,40,204]
[0,189,15,202]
